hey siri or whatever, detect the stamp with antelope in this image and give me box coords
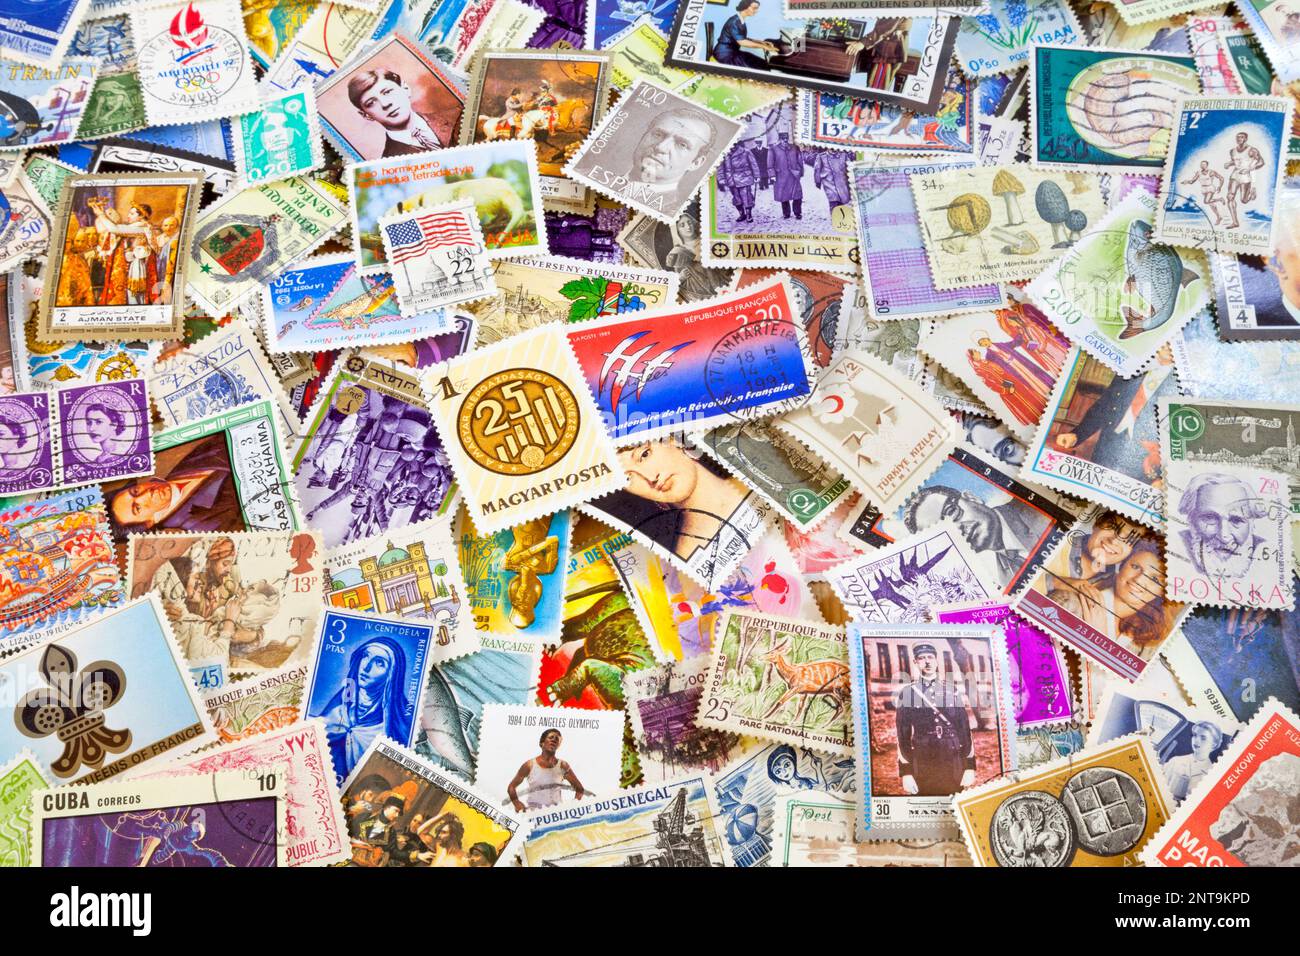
[698,609,853,756]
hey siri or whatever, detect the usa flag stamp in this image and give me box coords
[378,199,497,315]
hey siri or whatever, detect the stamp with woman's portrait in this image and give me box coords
[38,171,203,342]
[232,88,324,186]
[56,377,153,485]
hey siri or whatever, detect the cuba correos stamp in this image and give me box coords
[954,735,1173,866]
[846,622,1016,838]
[33,768,287,867]
[0,594,217,784]
[131,0,260,127]
[0,750,48,868]
[378,199,497,314]
[956,0,1083,77]
[39,172,203,342]
[423,324,625,535]
[910,165,1108,289]
[1156,96,1294,256]
[564,80,744,224]
[126,530,325,689]
[232,89,324,186]
[698,609,853,757]
[775,349,957,513]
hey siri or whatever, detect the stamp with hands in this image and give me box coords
[697,608,853,757]
[232,88,324,187]
[1155,95,1294,257]
[39,171,203,342]
[773,792,972,866]
[909,165,1108,289]
[845,621,1017,838]
[1211,182,1300,341]
[203,662,309,746]
[126,530,325,690]
[379,200,497,314]
[422,323,625,535]
[0,594,218,785]
[0,58,98,150]
[33,767,288,867]
[564,80,744,224]
[0,749,48,868]
[1026,189,1209,377]
[954,734,1173,867]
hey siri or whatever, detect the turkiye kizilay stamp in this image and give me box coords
[423,324,626,535]
[378,199,497,315]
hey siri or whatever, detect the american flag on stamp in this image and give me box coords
[384,212,477,264]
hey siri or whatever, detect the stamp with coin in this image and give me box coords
[232,88,324,187]
[378,199,497,315]
[954,734,1174,866]
[423,323,626,534]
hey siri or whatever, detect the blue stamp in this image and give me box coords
[955,0,1082,78]
[588,0,679,48]
[303,608,435,784]
[0,58,98,149]
[1176,308,1300,403]
[0,0,91,65]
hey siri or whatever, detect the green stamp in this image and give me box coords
[77,72,147,140]
[0,751,49,868]
[233,89,324,186]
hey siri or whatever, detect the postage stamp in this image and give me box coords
[735,266,851,370]
[603,18,695,89]
[203,662,309,746]
[232,88,325,186]
[0,594,217,784]
[0,58,97,149]
[954,734,1173,866]
[1013,506,1187,680]
[33,768,287,867]
[1162,461,1293,610]
[458,508,572,644]
[934,600,1076,728]
[459,49,612,209]
[1110,0,1223,25]
[564,80,743,224]
[39,172,203,342]
[314,31,466,163]
[523,772,728,866]
[474,704,623,811]
[348,140,547,272]
[0,749,48,868]
[1174,307,1300,406]
[0,0,91,66]
[616,198,733,302]
[259,0,378,95]
[76,70,147,141]
[702,101,858,273]
[406,0,519,70]
[77,136,236,210]
[127,530,324,689]
[187,175,350,317]
[131,0,261,127]
[301,607,443,784]
[423,324,624,534]
[379,200,497,314]
[0,174,52,275]
[697,609,852,756]
[851,158,1003,321]
[773,793,972,866]
[845,621,1016,837]
[566,274,813,444]
[1027,190,1209,377]
[588,0,675,47]
[666,1,959,115]
[1030,45,1199,173]
[1212,183,1300,341]
[1022,345,1177,528]
[293,355,453,549]
[342,736,527,866]
[956,0,1082,77]
[775,349,957,513]
[1236,0,1300,83]
[794,71,974,155]
[910,165,1108,289]
[1155,95,1294,256]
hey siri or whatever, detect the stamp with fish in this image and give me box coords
[202,662,310,746]
[1027,190,1209,377]
[954,734,1173,866]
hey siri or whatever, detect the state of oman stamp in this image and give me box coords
[232,88,324,186]
[379,199,496,314]
[698,609,853,756]
[954,735,1173,866]
[424,324,624,534]
[846,622,1016,838]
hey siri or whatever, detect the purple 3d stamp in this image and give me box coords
[0,393,55,495]
[57,379,154,486]
[934,599,1076,729]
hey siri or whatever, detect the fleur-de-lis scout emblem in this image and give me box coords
[15,643,130,778]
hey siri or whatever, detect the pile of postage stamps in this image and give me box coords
[0,0,1297,871]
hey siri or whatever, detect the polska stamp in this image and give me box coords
[1027,190,1208,377]
[1212,183,1300,341]
[956,0,1083,77]
[0,594,217,784]
[845,622,1016,838]
[0,749,48,868]
[523,772,729,866]
[423,324,625,535]
[1142,698,1299,866]
[202,662,308,746]
[348,140,547,272]
[566,274,813,443]
[0,58,97,149]
[910,165,1108,289]
[954,735,1173,866]
[131,0,261,127]
[1030,45,1199,173]
[775,349,957,513]
[698,609,852,756]
[39,172,203,342]
[378,199,497,314]
[127,530,324,689]
[232,88,325,186]
[774,793,971,867]
[458,508,571,644]
[33,768,287,867]
[564,80,744,224]
[1155,96,1294,256]
[340,736,526,867]
[1013,506,1187,681]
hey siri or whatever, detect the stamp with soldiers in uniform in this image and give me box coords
[846,622,1016,837]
